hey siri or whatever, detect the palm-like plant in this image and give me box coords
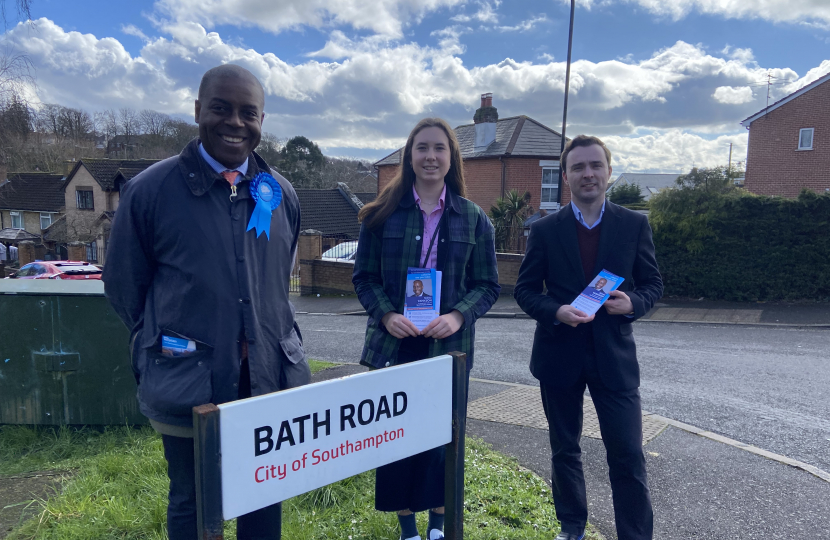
[489,190,533,252]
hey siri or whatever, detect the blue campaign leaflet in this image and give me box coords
[403,267,442,330]
[570,269,624,316]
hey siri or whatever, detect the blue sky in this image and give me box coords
[3,0,830,171]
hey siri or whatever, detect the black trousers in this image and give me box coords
[162,358,284,540]
[539,348,653,540]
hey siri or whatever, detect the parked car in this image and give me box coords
[6,261,103,280]
[321,241,358,263]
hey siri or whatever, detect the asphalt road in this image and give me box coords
[299,315,830,472]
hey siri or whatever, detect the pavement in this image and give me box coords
[303,296,830,539]
[293,293,830,327]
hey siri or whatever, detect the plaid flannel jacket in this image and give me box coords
[352,187,501,370]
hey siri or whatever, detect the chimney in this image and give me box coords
[474,92,498,151]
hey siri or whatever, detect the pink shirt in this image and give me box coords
[413,184,446,269]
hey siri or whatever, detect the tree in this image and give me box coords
[608,182,644,205]
[489,189,533,253]
[1,0,32,28]
[675,166,733,193]
[649,165,740,255]
[275,135,327,188]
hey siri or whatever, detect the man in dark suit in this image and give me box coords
[514,135,662,540]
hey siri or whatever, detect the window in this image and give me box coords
[86,241,98,263]
[76,189,94,210]
[798,128,814,150]
[541,167,560,209]
[10,211,23,229]
[40,213,52,230]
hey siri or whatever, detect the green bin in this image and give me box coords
[0,280,146,425]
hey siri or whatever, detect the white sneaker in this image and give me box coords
[427,530,444,540]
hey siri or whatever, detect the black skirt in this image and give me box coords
[374,336,467,513]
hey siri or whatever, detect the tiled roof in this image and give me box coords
[0,173,66,212]
[42,215,66,242]
[0,227,40,241]
[74,159,159,190]
[295,187,364,238]
[608,173,681,201]
[353,192,377,205]
[374,115,563,167]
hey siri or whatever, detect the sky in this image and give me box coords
[2,0,830,173]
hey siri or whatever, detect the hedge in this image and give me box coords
[649,189,830,301]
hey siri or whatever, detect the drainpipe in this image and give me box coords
[500,156,506,199]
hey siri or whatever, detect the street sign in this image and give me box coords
[193,352,468,540]
[219,356,452,518]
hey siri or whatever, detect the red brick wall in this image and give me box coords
[377,156,571,211]
[378,165,398,194]
[495,252,523,294]
[299,259,356,296]
[463,159,503,211]
[745,80,830,197]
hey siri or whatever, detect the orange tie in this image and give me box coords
[221,170,240,185]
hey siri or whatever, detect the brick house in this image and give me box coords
[0,172,66,261]
[374,94,566,214]
[60,158,159,263]
[0,172,66,235]
[741,72,830,197]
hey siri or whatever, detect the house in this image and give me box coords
[61,158,159,263]
[374,93,565,214]
[741,71,830,197]
[606,173,682,201]
[295,183,376,251]
[0,172,67,240]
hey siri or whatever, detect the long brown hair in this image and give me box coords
[359,118,466,230]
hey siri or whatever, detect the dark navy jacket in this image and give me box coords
[103,139,304,427]
[514,202,663,391]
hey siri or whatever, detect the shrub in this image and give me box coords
[649,187,830,301]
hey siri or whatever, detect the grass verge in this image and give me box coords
[1,425,572,539]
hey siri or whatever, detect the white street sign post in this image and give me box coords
[193,352,468,540]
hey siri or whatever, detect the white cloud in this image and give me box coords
[2,18,821,172]
[567,0,830,26]
[604,130,748,173]
[450,0,501,23]
[154,0,465,38]
[496,14,549,32]
[713,86,754,104]
[121,24,149,41]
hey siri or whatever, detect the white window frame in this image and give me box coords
[10,211,23,229]
[540,164,560,210]
[798,128,814,150]
[40,212,53,230]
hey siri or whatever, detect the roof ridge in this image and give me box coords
[741,71,830,126]
[505,116,526,155]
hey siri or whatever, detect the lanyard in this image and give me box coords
[421,211,445,268]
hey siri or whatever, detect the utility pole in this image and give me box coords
[728,142,733,170]
[557,0,576,208]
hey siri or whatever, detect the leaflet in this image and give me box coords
[403,267,442,331]
[161,335,196,356]
[570,269,624,316]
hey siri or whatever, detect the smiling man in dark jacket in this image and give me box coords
[103,64,309,540]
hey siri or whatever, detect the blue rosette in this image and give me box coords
[247,172,283,239]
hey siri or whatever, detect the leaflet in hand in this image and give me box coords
[570,269,624,316]
[403,267,442,331]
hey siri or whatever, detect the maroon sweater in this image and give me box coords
[576,221,602,284]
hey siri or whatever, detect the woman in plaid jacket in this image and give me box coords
[352,118,500,540]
